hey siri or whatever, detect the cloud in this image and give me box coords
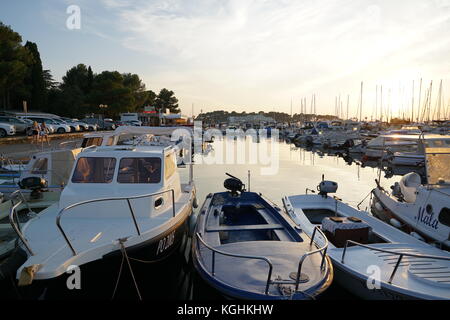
[44,0,450,114]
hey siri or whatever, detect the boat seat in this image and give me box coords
[206,224,284,232]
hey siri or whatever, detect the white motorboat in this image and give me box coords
[283,179,450,300]
[0,188,61,260]
[372,146,450,250]
[386,135,450,167]
[11,143,196,297]
[363,134,419,160]
[0,148,83,195]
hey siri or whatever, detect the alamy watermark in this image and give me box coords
[66,5,81,30]
[171,121,280,175]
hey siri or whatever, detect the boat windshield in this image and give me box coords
[425,148,450,185]
[72,157,116,183]
[117,157,161,184]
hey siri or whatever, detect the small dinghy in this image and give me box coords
[283,177,450,300]
[192,174,333,300]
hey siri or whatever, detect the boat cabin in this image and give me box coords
[20,148,83,188]
[59,145,183,217]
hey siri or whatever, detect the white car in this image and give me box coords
[0,122,16,138]
[22,117,71,134]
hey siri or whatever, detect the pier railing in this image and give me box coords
[341,240,450,284]
[56,189,176,256]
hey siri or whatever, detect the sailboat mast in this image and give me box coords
[359,81,364,122]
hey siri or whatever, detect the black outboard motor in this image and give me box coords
[18,177,48,199]
[224,173,245,196]
[317,175,338,197]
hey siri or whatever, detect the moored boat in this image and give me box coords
[10,143,196,298]
[192,174,333,300]
[283,178,450,300]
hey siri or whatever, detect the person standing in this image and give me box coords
[40,122,50,146]
[31,121,39,144]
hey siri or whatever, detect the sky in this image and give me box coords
[1,0,450,119]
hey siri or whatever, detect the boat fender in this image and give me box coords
[188,212,199,237]
[410,232,425,242]
[389,218,403,229]
[193,197,198,209]
[18,264,42,286]
[0,247,27,282]
[374,202,384,212]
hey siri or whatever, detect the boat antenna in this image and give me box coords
[248,170,251,192]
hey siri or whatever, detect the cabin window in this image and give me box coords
[31,158,48,174]
[164,153,176,180]
[117,157,161,184]
[72,157,116,183]
[82,137,103,148]
[438,208,450,227]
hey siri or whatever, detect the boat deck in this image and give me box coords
[17,191,193,280]
[195,192,330,298]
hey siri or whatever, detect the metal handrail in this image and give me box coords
[9,198,35,256]
[341,240,450,284]
[195,232,274,295]
[294,226,329,291]
[57,189,176,256]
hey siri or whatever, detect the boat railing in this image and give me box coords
[341,240,450,284]
[196,225,329,295]
[8,189,35,256]
[56,189,176,256]
[292,226,329,291]
[195,232,274,295]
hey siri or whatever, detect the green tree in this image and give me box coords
[24,41,46,110]
[155,88,180,114]
[143,90,157,107]
[86,66,94,93]
[43,69,58,90]
[0,22,33,110]
[61,64,89,93]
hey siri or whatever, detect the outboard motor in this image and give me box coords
[391,182,404,201]
[18,177,48,199]
[343,139,355,148]
[317,175,338,197]
[305,136,314,147]
[224,173,245,196]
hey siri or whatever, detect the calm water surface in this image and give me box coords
[15,137,412,300]
[174,137,406,300]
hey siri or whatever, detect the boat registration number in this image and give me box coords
[156,231,175,255]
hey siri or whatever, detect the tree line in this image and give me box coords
[195,110,339,124]
[0,22,180,118]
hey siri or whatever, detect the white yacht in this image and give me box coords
[372,146,450,250]
[11,144,196,296]
[283,179,450,300]
[363,134,421,160]
[386,135,450,167]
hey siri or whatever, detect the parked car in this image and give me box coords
[128,120,142,126]
[0,122,16,138]
[82,118,116,130]
[20,116,71,134]
[61,118,91,131]
[0,116,32,134]
[56,118,80,132]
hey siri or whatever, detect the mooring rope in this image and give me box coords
[111,239,142,301]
